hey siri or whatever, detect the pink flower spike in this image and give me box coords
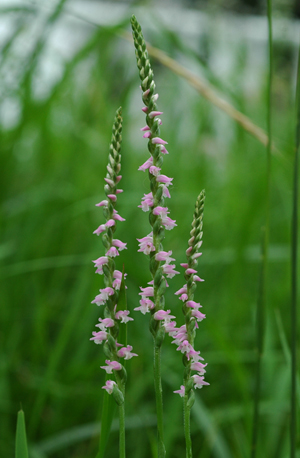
[142,106,148,113]
[95,200,108,207]
[117,345,138,360]
[102,380,116,394]
[115,310,133,323]
[112,239,127,251]
[107,194,117,202]
[143,131,151,138]
[90,330,108,344]
[174,385,185,397]
[152,137,168,145]
[149,111,163,118]
[180,263,189,268]
[186,268,197,275]
[192,375,210,389]
[140,125,150,132]
[106,246,119,257]
[100,360,122,374]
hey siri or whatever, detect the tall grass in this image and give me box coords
[0,2,298,457]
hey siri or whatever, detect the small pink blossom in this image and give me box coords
[140,125,150,132]
[192,375,210,389]
[186,300,202,309]
[173,385,185,397]
[156,175,173,186]
[143,131,151,138]
[102,380,116,394]
[149,111,163,118]
[107,194,117,202]
[117,345,138,360]
[100,360,122,374]
[96,318,115,331]
[113,210,125,221]
[142,107,148,113]
[90,330,108,344]
[155,250,174,263]
[106,246,119,258]
[104,177,114,187]
[112,239,127,251]
[191,362,207,374]
[139,286,154,297]
[149,166,161,176]
[95,200,108,207]
[194,275,204,282]
[162,264,179,278]
[154,309,176,322]
[180,263,189,268]
[137,233,155,254]
[191,309,206,322]
[134,298,154,314]
[186,268,197,275]
[115,310,133,323]
[160,145,169,155]
[179,293,188,301]
[92,256,108,274]
[138,157,153,171]
[139,193,154,212]
[175,285,187,296]
[151,137,168,145]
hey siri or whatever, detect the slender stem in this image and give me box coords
[119,401,126,458]
[290,40,300,458]
[250,1,273,456]
[154,344,165,458]
[184,393,192,458]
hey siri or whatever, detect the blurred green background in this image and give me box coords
[0,0,299,457]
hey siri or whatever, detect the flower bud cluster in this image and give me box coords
[131,15,179,346]
[90,107,137,397]
[172,191,209,398]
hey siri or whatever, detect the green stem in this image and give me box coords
[119,401,126,458]
[290,39,300,458]
[184,393,192,458]
[154,344,165,458]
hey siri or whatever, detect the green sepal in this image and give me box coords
[154,325,165,348]
[157,276,167,297]
[187,389,195,409]
[112,384,125,406]
[101,233,110,249]
[103,342,113,359]
[185,378,194,394]
[15,409,28,458]
[107,334,116,352]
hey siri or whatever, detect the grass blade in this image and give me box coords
[250,0,273,456]
[15,410,29,458]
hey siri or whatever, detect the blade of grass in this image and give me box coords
[290,37,300,458]
[250,1,273,456]
[15,410,29,458]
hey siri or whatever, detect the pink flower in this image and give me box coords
[107,194,117,202]
[155,250,174,263]
[106,246,119,258]
[142,106,148,113]
[192,375,210,389]
[179,293,188,301]
[186,300,202,309]
[100,360,122,374]
[149,111,163,118]
[138,157,153,171]
[156,175,173,186]
[154,309,176,322]
[117,345,138,360]
[96,318,115,331]
[191,362,207,374]
[143,131,151,138]
[95,200,108,207]
[163,321,178,335]
[139,286,154,297]
[162,264,179,278]
[140,125,150,132]
[191,310,206,322]
[139,193,154,212]
[115,310,134,323]
[173,385,185,397]
[92,256,109,275]
[134,298,154,314]
[104,177,114,187]
[90,330,108,344]
[137,233,155,254]
[186,268,197,275]
[160,145,169,155]
[102,379,116,394]
[151,137,168,145]
[149,166,161,176]
[194,275,204,282]
[112,239,127,251]
[175,285,187,296]
[153,206,177,230]
[113,210,125,221]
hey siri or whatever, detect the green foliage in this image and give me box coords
[0,3,298,458]
[15,410,29,458]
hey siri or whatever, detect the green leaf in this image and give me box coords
[15,410,29,458]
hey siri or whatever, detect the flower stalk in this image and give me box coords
[91,107,137,458]
[131,15,179,458]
